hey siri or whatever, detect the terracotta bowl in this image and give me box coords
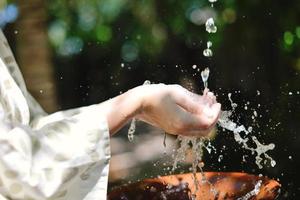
[108,172,281,200]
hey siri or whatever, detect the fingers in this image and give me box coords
[203,88,209,96]
[211,102,221,115]
[171,85,203,114]
[137,84,221,137]
[171,85,218,114]
[207,91,217,104]
[179,102,221,137]
[172,103,221,135]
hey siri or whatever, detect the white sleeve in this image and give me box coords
[0,106,110,200]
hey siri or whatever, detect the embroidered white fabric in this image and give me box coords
[0,30,110,200]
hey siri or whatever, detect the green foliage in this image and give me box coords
[47,0,228,58]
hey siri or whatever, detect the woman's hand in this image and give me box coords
[135,84,221,137]
[102,84,221,137]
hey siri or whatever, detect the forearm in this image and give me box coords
[98,87,143,136]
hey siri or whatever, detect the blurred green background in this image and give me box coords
[1,0,300,199]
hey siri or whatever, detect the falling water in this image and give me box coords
[172,68,219,199]
[201,67,210,88]
[127,118,136,142]
[127,80,151,142]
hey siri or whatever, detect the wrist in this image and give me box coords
[105,85,147,135]
[125,86,145,118]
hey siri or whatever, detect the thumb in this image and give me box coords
[196,102,221,129]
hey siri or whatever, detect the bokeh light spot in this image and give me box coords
[78,5,97,31]
[121,41,139,62]
[222,8,236,24]
[152,24,167,41]
[295,27,300,39]
[0,3,18,27]
[48,20,67,47]
[58,37,84,56]
[295,58,300,71]
[189,7,216,26]
[96,25,112,42]
[284,31,294,46]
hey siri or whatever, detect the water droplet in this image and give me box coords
[248,126,253,132]
[253,111,257,117]
[207,41,212,48]
[198,162,205,168]
[288,92,293,95]
[201,68,210,88]
[270,160,276,167]
[218,155,223,162]
[205,18,217,33]
[121,63,125,68]
[203,48,213,57]
[192,64,197,69]
[128,118,136,142]
[143,80,151,85]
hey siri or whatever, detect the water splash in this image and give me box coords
[172,66,276,200]
[228,93,238,110]
[217,95,276,169]
[237,180,262,200]
[172,136,217,197]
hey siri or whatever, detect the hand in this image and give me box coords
[135,84,221,137]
